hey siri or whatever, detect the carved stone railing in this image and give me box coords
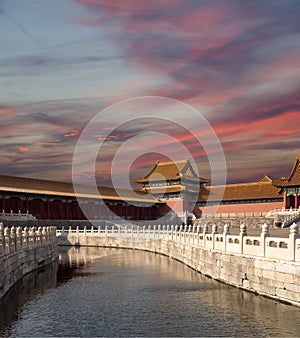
[0,223,57,257]
[0,210,36,221]
[57,222,300,262]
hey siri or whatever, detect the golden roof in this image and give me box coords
[135,159,210,183]
[273,156,300,187]
[198,177,283,203]
[0,175,159,204]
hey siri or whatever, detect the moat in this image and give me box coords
[0,246,299,337]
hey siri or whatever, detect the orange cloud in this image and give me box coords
[64,129,82,137]
[19,147,29,152]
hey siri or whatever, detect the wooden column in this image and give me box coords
[295,193,299,209]
[283,193,287,209]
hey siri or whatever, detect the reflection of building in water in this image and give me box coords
[56,245,300,335]
[0,261,57,334]
[59,246,117,268]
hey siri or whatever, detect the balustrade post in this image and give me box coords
[171,225,174,241]
[143,225,146,238]
[203,224,208,248]
[260,223,269,257]
[112,225,114,236]
[148,225,151,239]
[153,225,156,239]
[131,226,133,238]
[10,226,16,253]
[158,224,161,237]
[239,223,247,254]
[0,223,4,255]
[38,226,43,245]
[91,226,94,236]
[46,226,51,243]
[98,226,101,236]
[162,225,165,238]
[76,226,79,236]
[193,226,196,244]
[16,226,22,250]
[105,226,108,237]
[28,227,35,248]
[42,227,47,243]
[212,224,218,250]
[179,225,182,243]
[83,226,87,237]
[136,226,139,238]
[48,226,52,243]
[23,227,29,248]
[223,224,230,252]
[4,227,10,254]
[33,227,37,246]
[289,223,298,261]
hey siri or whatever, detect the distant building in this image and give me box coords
[135,159,209,214]
[0,156,299,220]
[0,175,168,220]
[195,175,283,215]
[273,156,300,209]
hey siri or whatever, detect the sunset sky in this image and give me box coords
[1,0,300,187]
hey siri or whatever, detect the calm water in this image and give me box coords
[0,247,300,337]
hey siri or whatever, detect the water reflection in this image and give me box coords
[0,261,58,337]
[0,247,299,337]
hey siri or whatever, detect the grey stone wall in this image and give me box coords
[0,225,58,300]
[58,233,300,307]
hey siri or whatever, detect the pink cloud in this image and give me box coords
[64,129,82,137]
[19,147,29,152]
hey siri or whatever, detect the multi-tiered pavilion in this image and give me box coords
[135,159,209,213]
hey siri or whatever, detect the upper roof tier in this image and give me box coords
[135,159,210,184]
[273,156,300,187]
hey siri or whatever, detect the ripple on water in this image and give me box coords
[0,247,299,337]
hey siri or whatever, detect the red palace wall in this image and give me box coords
[0,196,168,221]
[193,201,283,215]
[166,199,191,214]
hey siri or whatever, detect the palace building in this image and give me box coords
[0,156,299,221]
[135,159,209,214]
[195,175,283,215]
[273,156,300,209]
[0,175,169,221]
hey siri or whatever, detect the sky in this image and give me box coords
[0,0,300,188]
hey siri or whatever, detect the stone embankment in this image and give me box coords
[57,223,300,307]
[0,223,58,300]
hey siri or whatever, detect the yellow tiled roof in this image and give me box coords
[273,156,300,187]
[0,175,159,203]
[135,159,209,183]
[198,177,283,203]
